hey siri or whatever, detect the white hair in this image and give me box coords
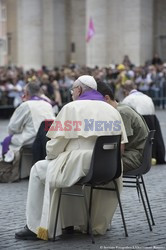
[74,79,92,93]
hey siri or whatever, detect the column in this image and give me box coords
[17,0,42,69]
[107,0,154,66]
[139,0,154,64]
[67,0,86,65]
[41,0,55,68]
[42,0,67,67]
[86,0,108,67]
[6,0,18,65]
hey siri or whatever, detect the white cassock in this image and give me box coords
[26,100,128,240]
[122,90,155,115]
[122,90,165,164]
[7,100,55,152]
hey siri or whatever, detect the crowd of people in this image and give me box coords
[0,54,166,110]
[0,56,165,241]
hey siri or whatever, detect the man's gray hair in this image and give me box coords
[123,80,136,92]
[25,81,41,97]
[74,79,92,92]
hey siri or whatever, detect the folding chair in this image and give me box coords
[123,130,155,231]
[32,120,51,164]
[53,135,128,243]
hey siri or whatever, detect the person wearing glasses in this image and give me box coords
[15,75,127,241]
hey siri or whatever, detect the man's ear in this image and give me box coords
[78,86,82,96]
[104,95,111,103]
[123,89,129,97]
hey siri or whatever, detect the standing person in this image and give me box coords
[122,80,165,164]
[15,75,127,240]
[0,81,55,182]
[97,81,149,173]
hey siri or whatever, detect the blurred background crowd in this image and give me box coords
[0,54,166,116]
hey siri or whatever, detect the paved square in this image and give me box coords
[0,110,166,250]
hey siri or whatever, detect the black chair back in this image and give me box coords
[141,130,155,175]
[32,120,53,163]
[79,135,121,185]
[124,130,155,176]
[143,115,165,163]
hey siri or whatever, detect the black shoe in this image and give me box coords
[15,225,38,240]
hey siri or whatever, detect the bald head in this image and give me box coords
[123,80,136,96]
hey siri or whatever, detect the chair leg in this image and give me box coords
[82,185,95,244]
[53,189,62,241]
[141,176,155,225]
[87,186,93,234]
[113,180,128,237]
[136,179,152,231]
[19,150,23,180]
[136,184,141,202]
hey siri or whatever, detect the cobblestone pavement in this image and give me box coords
[0,110,166,250]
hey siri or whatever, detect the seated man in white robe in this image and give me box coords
[15,75,127,241]
[122,80,165,164]
[0,81,55,182]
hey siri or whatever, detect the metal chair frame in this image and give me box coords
[123,130,155,231]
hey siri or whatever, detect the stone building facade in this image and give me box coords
[2,0,166,69]
[0,0,7,65]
